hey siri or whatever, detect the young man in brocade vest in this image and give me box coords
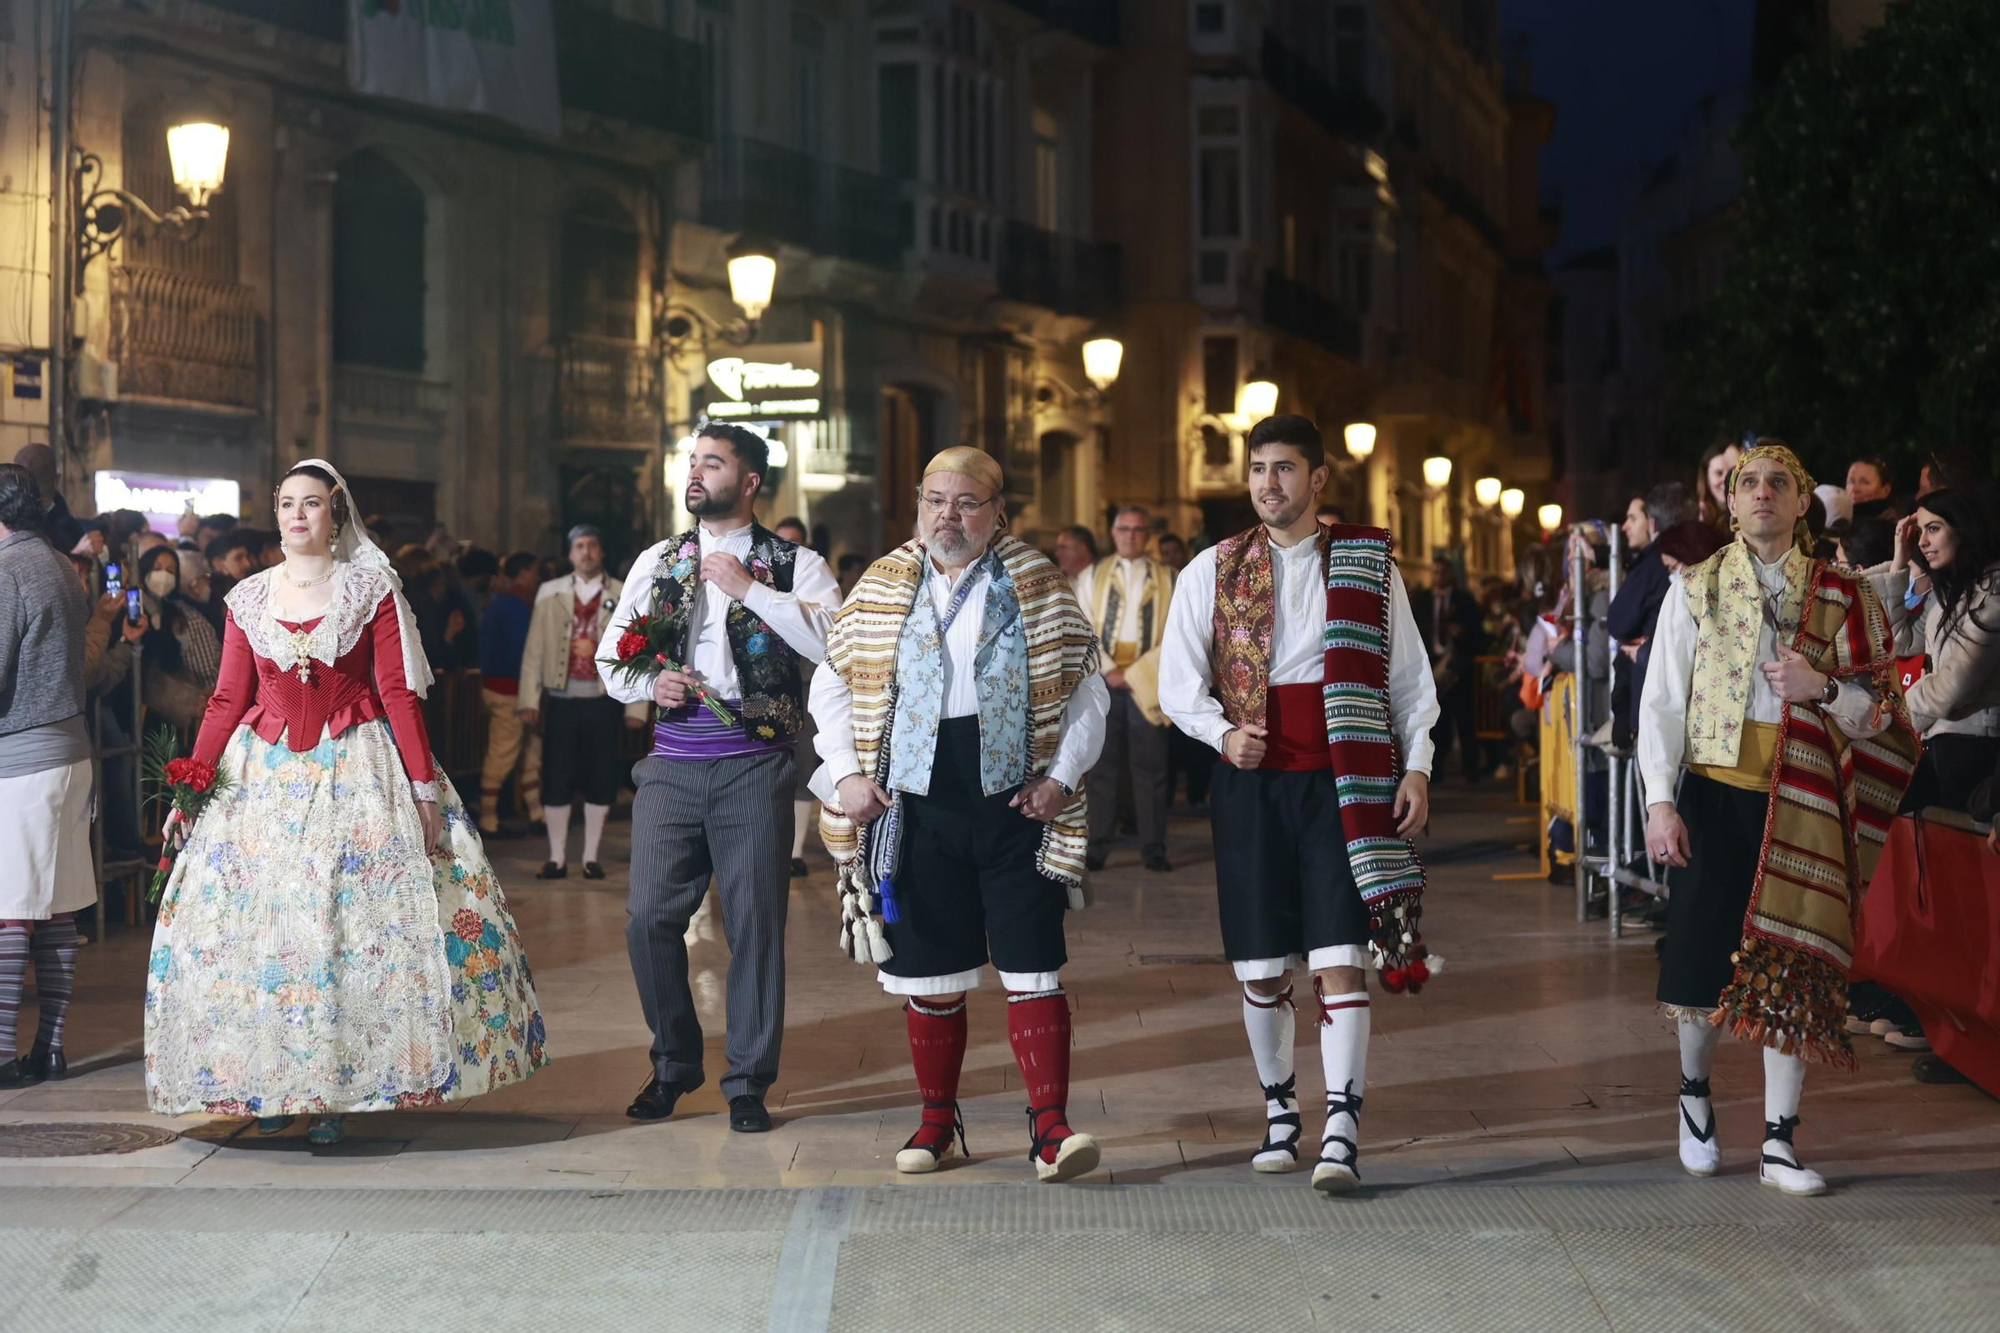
[1159,414,1440,1193]
[1074,505,1177,872]
[1639,441,1917,1196]
[809,447,1109,1180]
[598,423,842,1132]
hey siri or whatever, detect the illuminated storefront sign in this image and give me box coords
[95,471,242,533]
[703,341,824,419]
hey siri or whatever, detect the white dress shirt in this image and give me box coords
[808,552,1110,797]
[1637,551,1886,808]
[597,521,841,705]
[1157,535,1439,774]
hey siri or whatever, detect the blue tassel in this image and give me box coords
[876,873,902,924]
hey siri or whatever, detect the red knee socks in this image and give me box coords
[1007,988,1073,1164]
[904,997,968,1148]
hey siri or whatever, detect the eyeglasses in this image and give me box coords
[918,493,998,517]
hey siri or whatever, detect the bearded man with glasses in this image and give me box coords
[808,447,1109,1180]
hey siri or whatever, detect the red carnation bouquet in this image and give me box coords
[599,611,737,727]
[142,727,233,903]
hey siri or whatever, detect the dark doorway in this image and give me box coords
[561,463,645,574]
[880,383,939,547]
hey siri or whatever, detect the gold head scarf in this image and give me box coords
[1726,438,1816,554]
[922,446,1008,528]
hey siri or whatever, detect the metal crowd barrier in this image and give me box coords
[89,642,153,926]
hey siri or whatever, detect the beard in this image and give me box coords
[685,484,732,518]
[1257,490,1309,530]
[921,517,982,563]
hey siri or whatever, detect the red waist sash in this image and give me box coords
[1262,683,1330,771]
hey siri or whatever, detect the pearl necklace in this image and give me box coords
[283,564,336,589]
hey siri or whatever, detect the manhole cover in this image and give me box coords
[0,1123,182,1158]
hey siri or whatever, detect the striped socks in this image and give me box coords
[30,918,79,1051]
[0,924,28,1062]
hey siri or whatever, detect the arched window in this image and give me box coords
[333,149,427,373]
[562,193,641,342]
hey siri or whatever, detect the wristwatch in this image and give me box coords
[1819,674,1840,706]
[1052,778,1075,797]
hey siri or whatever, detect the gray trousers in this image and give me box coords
[626,749,794,1099]
[1086,687,1170,859]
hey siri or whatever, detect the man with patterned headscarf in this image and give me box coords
[1639,439,1919,1196]
[809,446,1109,1181]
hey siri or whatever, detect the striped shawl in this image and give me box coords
[817,534,1100,906]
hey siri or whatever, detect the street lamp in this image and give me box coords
[75,115,232,283]
[1343,422,1376,461]
[1500,487,1525,519]
[724,235,778,328]
[1538,502,1564,532]
[1422,455,1452,490]
[1236,374,1278,424]
[1474,476,1502,508]
[1081,335,1124,393]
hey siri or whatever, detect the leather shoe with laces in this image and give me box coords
[627,1075,699,1121]
[729,1094,772,1133]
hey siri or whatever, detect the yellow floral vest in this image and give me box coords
[1682,541,1809,768]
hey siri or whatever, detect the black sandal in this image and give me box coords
[894,1100,968,1174]
[1252,1074,1303,1171]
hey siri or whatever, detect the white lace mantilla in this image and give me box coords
[225,564,435,700]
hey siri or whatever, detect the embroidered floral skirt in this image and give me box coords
[144,719,549,1116]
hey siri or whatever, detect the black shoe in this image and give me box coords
[627,1075,700,1120]
[1144,853,1172,873]
[0,1060,24,1089]
[581,862,606,881]
[1085,853,1107,873]
[536,862,568,880]
[729,1094,772,1133]
[790,857,809,878]
[1912,1053,1970,1085]
[18,1043,64,1081]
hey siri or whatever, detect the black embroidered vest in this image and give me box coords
[651,523,808,743]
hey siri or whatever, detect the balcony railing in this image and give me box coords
[1261,32,1386,143]
[996,220,1121,319]
[702,138,909,269]
[334,365,451,429]
[111,265,259,409]
[195,0,344,39]
[1001,0,1120,46]
[555,341,660,444]
[557,7,708,139]
[1263,271,1362,362]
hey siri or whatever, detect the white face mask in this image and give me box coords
[145,570,178,599]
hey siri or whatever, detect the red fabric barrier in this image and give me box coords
[1851,813,2000,1096]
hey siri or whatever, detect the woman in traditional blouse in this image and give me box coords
[145,460,547,1144]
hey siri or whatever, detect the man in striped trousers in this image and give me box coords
[597,424,841,1132]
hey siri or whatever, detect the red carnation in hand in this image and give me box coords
[164,758,218,794]
[615,630,650,661]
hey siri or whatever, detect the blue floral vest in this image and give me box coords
[886,552,1032,797]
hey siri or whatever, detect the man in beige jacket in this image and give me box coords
[1076,506,1176,873]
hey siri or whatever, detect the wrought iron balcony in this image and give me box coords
[1262,271,1362,362]
[111,265,259,409]
[557,7,708,139]
[1261,31,1386,143]
[333,365,450,429]
[702,139,909,269]
[554,341,660,444]
[996,220,1121,319]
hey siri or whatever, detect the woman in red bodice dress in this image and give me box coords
[144,460,547,1144]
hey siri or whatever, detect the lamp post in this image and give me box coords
[1474,476,1502,508]
[1538,502,1564,535]
[1499,487,1525,519]
[1235,374,1278,426]
[1081,335,1124,395]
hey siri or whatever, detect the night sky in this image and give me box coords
[1503,1,1756,262]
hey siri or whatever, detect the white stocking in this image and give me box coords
[1242,984,1298,1167]
[582,803,609,865]
[543,803,571,867]
[1317,987,1370,1169]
